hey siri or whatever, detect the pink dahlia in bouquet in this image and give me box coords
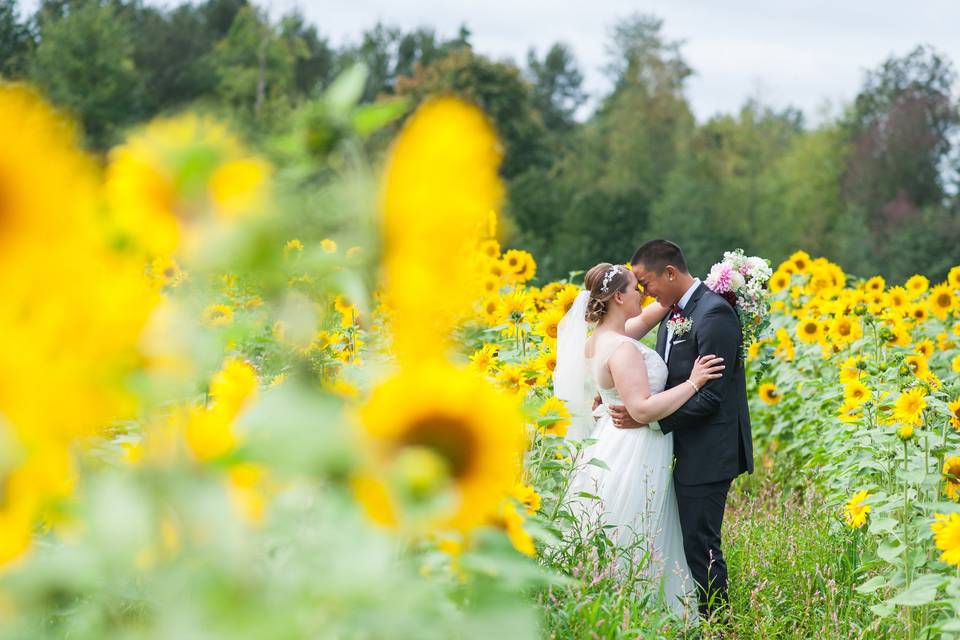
[704,249,772,347]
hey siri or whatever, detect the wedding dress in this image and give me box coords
[554,292,696,619]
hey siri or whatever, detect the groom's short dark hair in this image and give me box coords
[630,240,689,274]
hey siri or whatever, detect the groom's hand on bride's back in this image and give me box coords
[609,404,647,429]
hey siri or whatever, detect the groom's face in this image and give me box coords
[632,263,680,307]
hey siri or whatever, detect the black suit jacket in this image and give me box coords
[656,283,754,485]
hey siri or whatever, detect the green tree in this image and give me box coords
[397,48,549,179]
[526,43,586,133]
[280,10,335,99]
[128,3,221,115]
[0,0,33,78]
[648,102,802,275]
[843,46,958,232]
[30,0,142,148]
[209,5,296,124]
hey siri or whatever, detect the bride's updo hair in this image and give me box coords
[584,262,631,323]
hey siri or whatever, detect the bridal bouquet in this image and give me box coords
[704,249,772,347]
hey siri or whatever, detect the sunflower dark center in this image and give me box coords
[403,416,477,479]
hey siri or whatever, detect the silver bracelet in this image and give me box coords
[685,379,700,393]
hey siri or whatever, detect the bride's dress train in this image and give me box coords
[567,334,696,619]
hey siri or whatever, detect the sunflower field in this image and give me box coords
[1,68,960,639]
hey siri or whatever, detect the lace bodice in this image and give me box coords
[587,334,669,429]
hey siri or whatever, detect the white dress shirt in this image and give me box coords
[664,278,701,364]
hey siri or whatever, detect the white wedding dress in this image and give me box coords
[567,333,696,619]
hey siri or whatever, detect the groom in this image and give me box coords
[610,239,753,619]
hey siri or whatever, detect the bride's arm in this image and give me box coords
[607,345,724,424]
[624,301,669,341]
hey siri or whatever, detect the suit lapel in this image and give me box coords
[679,282,708,319]
[655,311,668,358]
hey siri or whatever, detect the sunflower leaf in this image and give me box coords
[586,457,610,470]
[889,574,944,606]
[855,575,888,594]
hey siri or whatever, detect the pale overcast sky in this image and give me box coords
[21,0,958,123]
[279,0,957,123]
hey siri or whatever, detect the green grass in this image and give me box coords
[538,453,910,639]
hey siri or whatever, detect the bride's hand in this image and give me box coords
[689,354,725,389]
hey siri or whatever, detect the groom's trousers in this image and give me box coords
[675,478,732,619]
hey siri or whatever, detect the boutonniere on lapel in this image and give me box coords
[666,313,693,338]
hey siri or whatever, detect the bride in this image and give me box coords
[553,263,724,619]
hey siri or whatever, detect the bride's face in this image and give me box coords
[613,270,643,317]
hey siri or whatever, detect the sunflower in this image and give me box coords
[500,501,535,557]
[497,362,537,397]
[747,338,770,362]
[208,357,258,416]
[202,303,234,327]
[864,275,886,293]
[381,97,503,362]
[488,259,507,281]
[149,256,186,288]
[904,354,930,379]
[844,490,871,529]
[893,387,927,426]
[844,380,872,406]
[953,354,960,374]
[914,338,935,359]
[536,348,558,385]
[498,289,532,323]
[502,249,537,284]
[536,308,565,341]
[928,283,956,320]
[789,250,811,273]
[945,456,960,502]
[887,286,910,311]
[908,302,930,324]
[897,424,915,441]
[481,274,500,296]
[758,383,780,405]
[775,328,795,361]
[838,399,863,423]
[513,252,537,283]
[480,296,501,324]
[937,332,955,351]
[479,239,501,260]
[105,113,270,258]
[839,356,864,383]
[554,285,582,313]
[884,321,912,347]
[948,398,960,430]
[795,315,822,344]
[320,238,337,253]
[769,270,791,293]
[829,315,862,347]
[949,266,960,290]
[932,513,960,567]
[905,274,930,299]
[468,343,500,374]
[510,483,542,515]
[537,396,571,437]
[356,363,524,533]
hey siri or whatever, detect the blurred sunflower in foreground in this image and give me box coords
[0,84,158,566]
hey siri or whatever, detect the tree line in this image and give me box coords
[2,1,958,281]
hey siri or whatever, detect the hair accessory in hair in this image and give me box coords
[600,266,620,294]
